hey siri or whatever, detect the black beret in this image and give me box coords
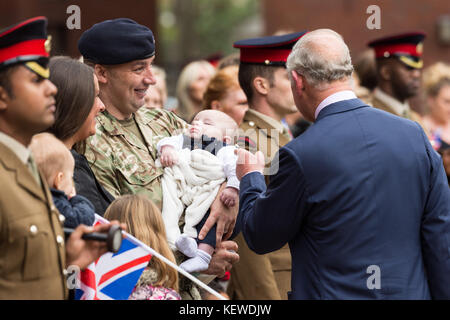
[78,18,155,65]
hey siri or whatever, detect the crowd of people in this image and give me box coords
[0,15,449,300]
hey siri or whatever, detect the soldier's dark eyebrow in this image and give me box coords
[132,61,147,68]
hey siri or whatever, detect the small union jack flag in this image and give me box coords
[75,215,152,300]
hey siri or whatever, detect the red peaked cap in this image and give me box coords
[368,31,426,69]
[0,16,50,77]
[233,31,307,66]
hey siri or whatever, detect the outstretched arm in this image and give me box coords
[236,147,310,254]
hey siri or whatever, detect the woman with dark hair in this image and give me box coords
[48,56,114,215]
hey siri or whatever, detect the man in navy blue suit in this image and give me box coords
[235,29,450,299]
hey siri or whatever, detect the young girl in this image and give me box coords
[104,194,180,300]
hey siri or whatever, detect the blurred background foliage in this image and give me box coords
[157,0,262,94]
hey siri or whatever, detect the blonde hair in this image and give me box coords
[29,132,74,187]
[176,60,216,121]
[153,65,168,107]
[104,195,179,291]
[422,62,450,98]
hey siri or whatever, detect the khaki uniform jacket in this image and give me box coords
[0,142,67,299]
[370,94,426,131]
[228,109,292,300]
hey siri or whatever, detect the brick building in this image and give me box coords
[0,0,157,59]
[1,0,448,111]
[263,0,449,67]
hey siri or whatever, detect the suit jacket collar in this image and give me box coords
[0,142,49,202]
[315,98,368,122]
[314,90,357,119]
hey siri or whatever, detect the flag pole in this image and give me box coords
[124,231,227,301]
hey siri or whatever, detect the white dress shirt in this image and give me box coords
[315,90,358,119]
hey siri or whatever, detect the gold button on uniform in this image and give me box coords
[56,235,64,245]
[249,121,255,127]
[29,225,38,235]
[59,214,66,223]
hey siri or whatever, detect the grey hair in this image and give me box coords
[286,29,354,89]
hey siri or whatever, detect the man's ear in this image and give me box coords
[253,76,270,96]
[0,87,9,111]
[94,64,108,84]
[379,63,391,81]
[291,70,305,93]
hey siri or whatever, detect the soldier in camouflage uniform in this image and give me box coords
[85,105,185,210]
[78,18,239,300]
[227,32,307,300]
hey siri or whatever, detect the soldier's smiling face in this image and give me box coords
[103,56,156,117]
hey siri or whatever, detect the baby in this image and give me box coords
[30,133,95,228]
[157,110,239,273]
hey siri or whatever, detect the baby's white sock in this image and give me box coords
[179,249,212,273]
[175,234,198,258]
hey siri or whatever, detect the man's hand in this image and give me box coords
[198,182,238,245]
[65,221,126,270]
[202,240,239,278]
[68,185,76,199]
[235,148,265,180]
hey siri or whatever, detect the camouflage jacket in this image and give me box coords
[85,107,187,210]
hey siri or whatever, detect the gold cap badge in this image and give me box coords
[45,35,52,54]
[416,42,423,55]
